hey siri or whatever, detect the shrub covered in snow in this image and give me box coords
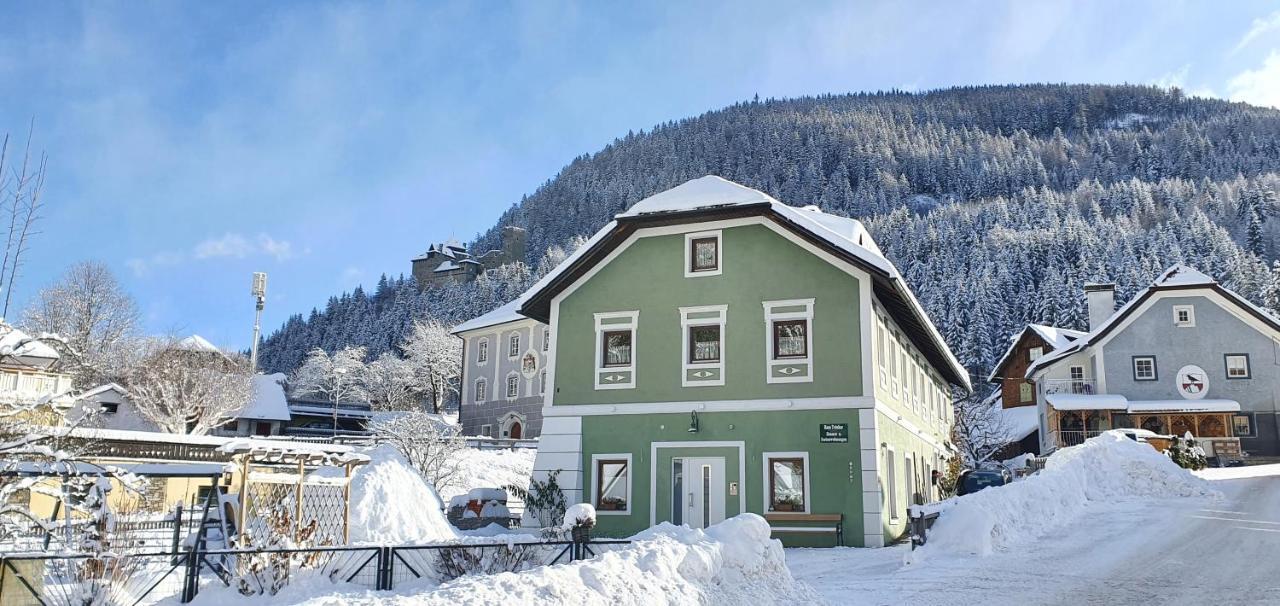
[921,431,1220,557]
[560,503,596,530]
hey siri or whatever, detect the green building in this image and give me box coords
[515,176,970,547]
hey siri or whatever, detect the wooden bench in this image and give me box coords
[765,513,843,546]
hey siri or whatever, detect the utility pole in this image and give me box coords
[250,272,267,372]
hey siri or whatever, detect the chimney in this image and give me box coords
[1084,283,1115,330]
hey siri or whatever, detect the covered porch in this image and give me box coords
[1045,394,1241,454]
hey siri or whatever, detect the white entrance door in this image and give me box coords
[675,457,725,529]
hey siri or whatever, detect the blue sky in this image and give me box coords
[1,0,1278,350]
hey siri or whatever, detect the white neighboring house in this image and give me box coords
[0,323,75,406]
[71,373,292,436]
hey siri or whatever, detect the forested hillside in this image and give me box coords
[258,83,1280,382]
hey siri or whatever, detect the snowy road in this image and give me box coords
[787,464,1280,605]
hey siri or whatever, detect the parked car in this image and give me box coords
[956,468,1012,496]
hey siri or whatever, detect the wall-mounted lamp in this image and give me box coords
[688,410,700,433]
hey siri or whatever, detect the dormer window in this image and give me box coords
[1173,305,1195,327]
[684,230,722,277]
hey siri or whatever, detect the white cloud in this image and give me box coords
[129,232,299,276]
[1233,10,1280,54]
[1227,50,1280,109]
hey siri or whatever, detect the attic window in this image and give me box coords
[100,402,119,414]
[684,231,722,277]
[1029,347,1043,362]
[1173,305,1195,327]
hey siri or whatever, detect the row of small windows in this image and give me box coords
[589,452,814,517]
[599,324,803,367]
[475,327,551,364]
[1131,354,1250,381]
[875,313,949,425]
[473,370,547,402]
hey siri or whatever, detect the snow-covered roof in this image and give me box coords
[61,426,358,453]
[1027,265,1279,378]
[517,176,968,389]
[238,373,292,421]
[0,324,60,361]
[1045,393,1129,410]
[76,383,128,400]
[987,323,1086,383]
[451,297,533,335]
[1000,405,1039,442]
[435,261,460,272]
[177,334,221,353]
[1125,399,1240,413]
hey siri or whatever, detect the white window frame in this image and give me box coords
[474,378,487,403]
[590,453,633,515]
[877,317,888,389]
[890,336,901,397]
[508,333,521,358]
[762,451,811,514]
[480,424,492,437]
[884,446,899,522]
[684,230,723,278]
[763,298,814,384]
[539,369,547,394]
[1225,354,1251,379]
[594,311,639,390]
[476,338,489,365]
[1132,356,1156,381]
[542,327,550,352]
[1029,346,1043,361]
[680,304,727,387]
[505,372,520,400]
[1173,304,1195,327]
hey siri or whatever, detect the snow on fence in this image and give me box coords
[0,537,632,605]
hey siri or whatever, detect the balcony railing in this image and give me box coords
[0,368,74,402]
[1041,379,1097,396]
[1051,429,1106,448]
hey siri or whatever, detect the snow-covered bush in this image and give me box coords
[560,503,596,530]
[347,444,456,544]
[1167,432,1208,470]
[369,411,464,490]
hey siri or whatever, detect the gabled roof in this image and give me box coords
[987,323,1086,383]
[76,383,128,400]
[517,175,970,390]
[1027,265,1280,378]
[451,297,535,335]
[177,334,221,353]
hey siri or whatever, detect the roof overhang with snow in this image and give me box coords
[987,324,1085,383]
[1125,399,1240,413]
[517,176,970,390]
[1045,393,1129,410]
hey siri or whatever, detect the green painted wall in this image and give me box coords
[578,409,865,546]
[553,223,864,405]
[874,410,942,543]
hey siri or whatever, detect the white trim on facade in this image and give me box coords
[593,310,639,390]
[590,453,633,516]
[762,298,815,384]
[683,229,724,278]
[648,440,746,527]
[680,304,728,387]
[761,451,811,515]
[542,396,876,417]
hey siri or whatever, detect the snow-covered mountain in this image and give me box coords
[258,83,1280,382]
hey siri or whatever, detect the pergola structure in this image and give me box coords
[221,442,368,546]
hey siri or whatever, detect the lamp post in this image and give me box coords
[333,367,346,439]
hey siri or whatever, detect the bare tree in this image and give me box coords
[369,410,463,490]
[364,352,422,411]
[123,339,253,435]
[0,121,49,317]
[22,261,140,385]
[400,319,461,414]
[950,389,1015,465]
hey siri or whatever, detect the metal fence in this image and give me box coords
[0,538,630,605]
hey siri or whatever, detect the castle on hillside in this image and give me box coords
[411,225,527,289]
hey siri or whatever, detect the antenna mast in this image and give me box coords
[250,272,267,372]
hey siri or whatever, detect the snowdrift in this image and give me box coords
[348,444,458,544]
[923,431,1220,557]
[289,514,817,606]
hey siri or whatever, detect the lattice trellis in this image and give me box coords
[228,447,367,548]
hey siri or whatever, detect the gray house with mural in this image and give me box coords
[452,299,550,439]
[1027,265,1280,458]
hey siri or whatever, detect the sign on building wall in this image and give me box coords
[1175,365,1208,400]
[820,423,849,443]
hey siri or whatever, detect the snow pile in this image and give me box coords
[290,513,818,606]
[923,431,1220,557]
[348,445,457,544]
